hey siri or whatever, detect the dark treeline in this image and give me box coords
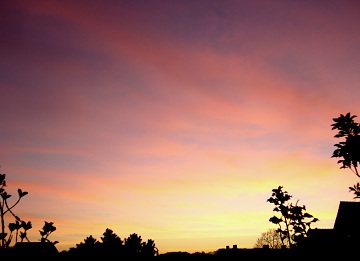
[59,228,158,259]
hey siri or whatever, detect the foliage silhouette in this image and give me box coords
[124,232,143,257]
[142,238,159,257]
[0,172,31,249]
[267,186,319,248]
[78,235,100,251]
[331,112,360,198]
[39,221,58,245]
[60,229,158,259]
[101,228,123,258]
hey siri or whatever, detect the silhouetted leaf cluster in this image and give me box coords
[349,182,360,198]
[40,221,58,245]
[331,112,360,198]
[332,113,360,175]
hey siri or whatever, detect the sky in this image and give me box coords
[1,0,360,254]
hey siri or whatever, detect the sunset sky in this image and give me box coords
[1,0,360,254]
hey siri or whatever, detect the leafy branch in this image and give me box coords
[0,173,31,249]
[267,186,319,248]
[331,112,360,198]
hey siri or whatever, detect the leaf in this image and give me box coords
[269,216,282,224]
[25,221,32,230]
[8,223,17,232]
[18,189,28,198]
[20,231,27,239]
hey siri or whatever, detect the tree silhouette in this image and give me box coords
[82,235,99,247]
[331,112,360,198]
[142,238,159,257]
[100,228,123,258]
[76,235,100,252]
[267,186,319,248]
[61,229,159,259]
[124,233,143,257]
[254,228,285,249]
[67,235,101,259]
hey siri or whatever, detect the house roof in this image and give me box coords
[333,201,360,234]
